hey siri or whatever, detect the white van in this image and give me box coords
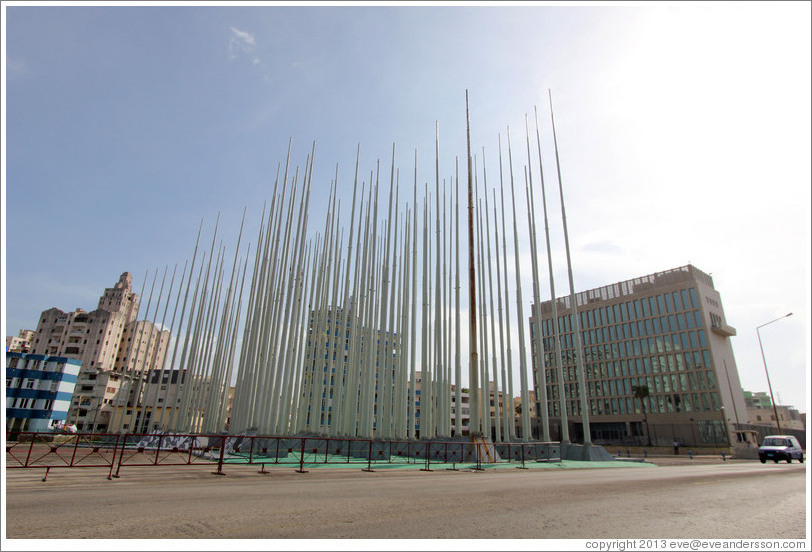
[758,435,804,464]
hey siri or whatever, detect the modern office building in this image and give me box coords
[530,264,748,447]
[6,352,82,433]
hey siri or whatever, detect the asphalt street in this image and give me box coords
[4,459,808,541]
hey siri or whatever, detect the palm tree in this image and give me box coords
[633,385,652,446]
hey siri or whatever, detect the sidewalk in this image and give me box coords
[622,453,753,466]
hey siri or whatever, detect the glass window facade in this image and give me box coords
[535,280,720,420]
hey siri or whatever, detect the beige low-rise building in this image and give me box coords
[5,330,35,353]
[70,369,131,432]
[106,375,235,434]
[747,405,805,431]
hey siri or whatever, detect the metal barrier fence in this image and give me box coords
[6,432,121,480]
[5,431,561,480]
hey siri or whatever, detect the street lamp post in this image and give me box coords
[756,312,792,435]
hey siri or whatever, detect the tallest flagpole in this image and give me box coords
[466,90,480,437]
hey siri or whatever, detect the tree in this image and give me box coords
[633,385,652,446]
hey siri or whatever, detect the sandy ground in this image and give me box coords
[4,457,807,541]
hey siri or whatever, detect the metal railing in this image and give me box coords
[6,431,561,480]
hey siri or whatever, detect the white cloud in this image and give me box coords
[228,26,259,63]
[230,26,255,46]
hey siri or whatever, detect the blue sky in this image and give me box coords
[3,2,810,413]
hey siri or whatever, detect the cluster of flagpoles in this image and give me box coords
[121,91,593,444]
[109,211,251,435]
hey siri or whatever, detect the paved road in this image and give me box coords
[4,461,807,540]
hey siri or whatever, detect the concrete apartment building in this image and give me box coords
[27,272,172,432]
[31,272,139,368]
[6,352,82,433]
[530,264,749,447]
[411,371,473,438]
[294,307,402,437]
[106,369,191,433]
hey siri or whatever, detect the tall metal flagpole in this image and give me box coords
[443,180,451,438]
[466,90,480,437]
[409,157,418,439]
[117,267,158,433]
[549,89,591,445]
[524,115,551,443]
[454,157,462,438]
[343,180,366,436]
[217,250,250,432]
[383,177,400,438]
[167,254,205,432]
[534,106,570,444]
[396,204,411,439]
[434,123,443,440]
[291,240,314,434]
[422,190,431,438]
[126,265,168,433]
[140,261,183,432]
[484,177,501,442]
[163,220,203,431]
[377,145,397,438]
[475,194,489,439]
[343,182,369,436]
[296,234,320,433]
[497,137,517,441]
[525,175,551,442]
[278,151,314,434]
[334,146,360,435]
[492,188,509,441]
[506,128,532,440]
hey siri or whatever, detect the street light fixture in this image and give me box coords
[756,312,793,435]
